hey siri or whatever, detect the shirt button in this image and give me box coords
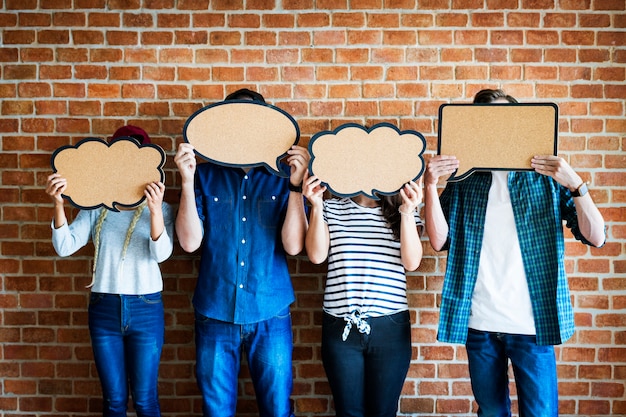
[239,284,244,289]
[244,175,249,180]
[242,217,247,222]
[243,195,247,200]
[241,239,246,244]
[240,261,245,266]
[271,195,276,200]
[213,197,219,202]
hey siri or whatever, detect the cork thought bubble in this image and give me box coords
[183,100,300,177]
[51,138,165,211]
[308,123,426,199]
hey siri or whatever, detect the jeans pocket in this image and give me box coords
[139,292,162,305]
[89,292,105,306]
[384,310,410,326]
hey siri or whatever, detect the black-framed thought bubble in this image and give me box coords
[308,122,426,199]
[438,103,558,182]
[51,137,166,212]
[183,99,300,177]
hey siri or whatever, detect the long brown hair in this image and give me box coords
[377,193,404,241]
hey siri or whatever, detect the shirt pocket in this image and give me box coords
[257,195,285,231]
[204,195,234,232]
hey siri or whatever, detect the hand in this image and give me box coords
[399,180,423,214]
[424,155,459,186]
[144,181,165,214]
[174,143,197,185]
[302,170,326,209]
[286,145,310,187]
[45,173,66,206]
[531,155,582,190]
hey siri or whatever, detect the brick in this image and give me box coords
[507,12,540,27]
[23,48,55,62]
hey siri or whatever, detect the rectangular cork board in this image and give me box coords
[438,103,558,181]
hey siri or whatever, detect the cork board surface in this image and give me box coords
[51,137,166,211]
[183,100,300,177]
[308,122,426,199]
[438,103,558,181]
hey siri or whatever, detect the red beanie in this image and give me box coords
[111,125,151,145]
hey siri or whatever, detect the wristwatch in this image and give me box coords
[571,182,588,197]
[288,181,303,193]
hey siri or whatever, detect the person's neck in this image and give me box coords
[351,195,378,208]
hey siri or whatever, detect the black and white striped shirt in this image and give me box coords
[323,198,423,320]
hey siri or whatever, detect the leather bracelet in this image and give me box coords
[288,181,303,193]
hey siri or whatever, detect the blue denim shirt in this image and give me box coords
[437,171,596,346]
[192,162,295,324]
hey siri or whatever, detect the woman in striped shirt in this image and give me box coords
[303,173,423,417]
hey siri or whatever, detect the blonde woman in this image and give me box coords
[45,126,174,417]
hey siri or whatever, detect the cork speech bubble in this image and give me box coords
[438,103,558,181]
[308,123,426,199]
[51,137,165,211]
[183,100,300,177]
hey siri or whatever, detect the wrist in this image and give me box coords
[398,207,415,216]
[288,181,303,193]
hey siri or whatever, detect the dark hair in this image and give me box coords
[473,89,518,104]
[377,193,404,241]
[224,88,266,103]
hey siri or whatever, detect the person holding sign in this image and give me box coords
[174,89,309,417]
[302,173,423,417]
[45,125,174,417]
[424,89,606,417]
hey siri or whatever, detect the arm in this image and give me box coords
[174,143,203,253]
[46,173,68,229]
[531,155,605,247]
[281,146,310,256]
[145,182,174,262]
[398,181,423,271]
[423,155,459,251]
[145,181,166,241]
[302,172,330,264]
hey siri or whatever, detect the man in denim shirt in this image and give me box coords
[175,89,309,417]
[424,89,605,417]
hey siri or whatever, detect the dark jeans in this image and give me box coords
[466,329,558,417]
[321,310,412,417]
[194,308,295,417]
[88,292,164,417]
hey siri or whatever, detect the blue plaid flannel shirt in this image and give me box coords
[437,171,597,346]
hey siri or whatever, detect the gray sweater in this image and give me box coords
[52,203,174,295]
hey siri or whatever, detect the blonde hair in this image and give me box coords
[87,202,147,288]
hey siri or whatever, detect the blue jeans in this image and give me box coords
[466,329,558,417]
[321,311,412,417]
[194,308,295,417]
[88,292,164,417]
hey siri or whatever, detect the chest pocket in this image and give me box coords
[257,195,285,230]
[204,195,233,232]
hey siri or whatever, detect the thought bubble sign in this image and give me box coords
[183,100,300,177]
[309,123,426,199]
[438,103,558,181]
[51,137,165,211]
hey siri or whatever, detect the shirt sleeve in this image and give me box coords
[149,202,175,263]
[51,209,93,257]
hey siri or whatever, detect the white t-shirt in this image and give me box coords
[468,171,536,335]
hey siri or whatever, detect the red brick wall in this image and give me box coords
[1,1,625,416]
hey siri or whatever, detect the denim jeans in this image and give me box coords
[466,329,558,417]
[321,310,412,417]
[88,292,164,417]
[194,308,295,417]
